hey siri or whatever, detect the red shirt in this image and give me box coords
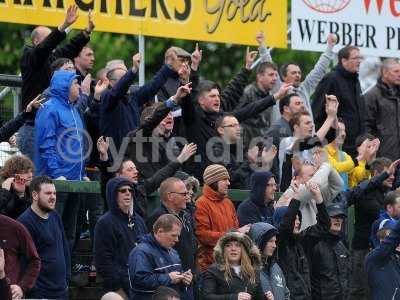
[0,214,40,293]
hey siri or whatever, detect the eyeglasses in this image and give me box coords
[118,188,133,194]
[15,174,32,183]
[169,191,189,196]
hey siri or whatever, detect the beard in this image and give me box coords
[37,199,54,213]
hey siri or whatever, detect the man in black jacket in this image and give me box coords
[345,157,400,300]
[273,181,329,300]
[181,59,292,180]
[306,202,351,300]
[146,177,197,273]
[312,45,366,158]
[19,5,93,160]
[211,114,277,189]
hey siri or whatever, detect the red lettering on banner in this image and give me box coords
[390,0,400,16]
[363,0,384,14]
[363,0,400,16]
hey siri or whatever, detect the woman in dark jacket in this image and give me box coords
[202,231,264,300]
[0,155,33,219]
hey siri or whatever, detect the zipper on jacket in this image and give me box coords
[70,105,84,180]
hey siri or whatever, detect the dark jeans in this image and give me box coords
[76,193,104,247]
[56,192,81,253]
[76,171,104,250]
[349,248,370,300]
[17,124,35,161]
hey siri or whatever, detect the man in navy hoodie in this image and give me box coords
[17,176,70,299]
[365,219,400,300]
[94,176,147,298]
[237,171,277,226]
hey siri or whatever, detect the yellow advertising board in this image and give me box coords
[0,0,287,47]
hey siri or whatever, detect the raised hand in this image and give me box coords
[173,82,192,103]
[238,224,251,234]
[273,83,293,100]
[178,63,190,84]
[85,9,95,33]
[327,33,337,47]
[132,53,141,72]
[307,181,323,204]
[261,145,277,165]
[191,43,202,71]
[245,47,258,70]
[255,30,266,46]
[26,94,44,112]
[388,159,400,175]
[94,78,109,100]
[177,143,197,163]
[97,136,110,162]
[81,74,92,96]
[325,94,339,118]
[59,5,79,32]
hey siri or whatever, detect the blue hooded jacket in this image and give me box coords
[94,176,147,294]
[237,171,275,226]
[35,70,86,180]
[365,220,400,300]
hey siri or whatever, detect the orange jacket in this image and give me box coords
[194,185,239,272]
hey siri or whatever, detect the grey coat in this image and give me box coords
[365,77,400,161]
[249,222,291,300]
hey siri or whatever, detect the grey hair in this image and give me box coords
[381,58,400,75]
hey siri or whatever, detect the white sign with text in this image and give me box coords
[291,0,400,57]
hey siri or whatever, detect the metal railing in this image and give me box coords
[0,74,22,117]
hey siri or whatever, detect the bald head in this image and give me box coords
[31,26,51,47]
[101,292,124,300]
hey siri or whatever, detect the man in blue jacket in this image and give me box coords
[237,171,277,226]
[128,214,193,300]
[100,48,184,151]
[370,190,400,248]
[365,219,400,300]
[94,176,147,298]
[34,69,88,250]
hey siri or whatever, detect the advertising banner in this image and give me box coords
[291,0,400,57]
[0,0,287,47]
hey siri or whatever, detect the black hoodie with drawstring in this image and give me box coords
[94,176,147,294]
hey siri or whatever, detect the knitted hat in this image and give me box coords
[203,164,230,185]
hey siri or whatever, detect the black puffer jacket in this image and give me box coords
[274,199,331,300]
[0,186,30,219]
[312,64,366,158]
[345,171,390,250]
[307,230,351,300]
[365,78,400,161]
